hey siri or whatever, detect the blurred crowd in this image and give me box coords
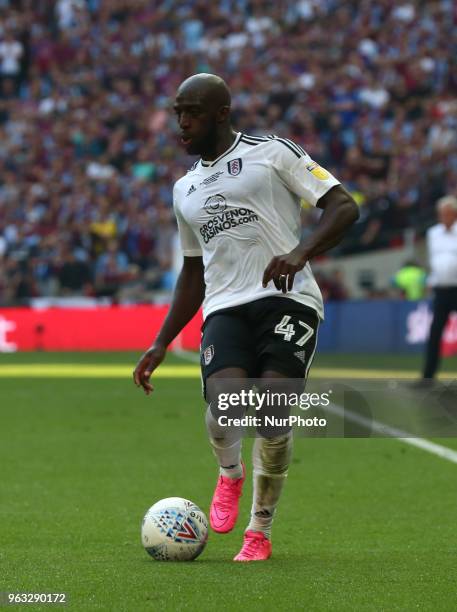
[0,0,455,305]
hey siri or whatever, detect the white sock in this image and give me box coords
[220,461,243,479]
[247,433,293,539]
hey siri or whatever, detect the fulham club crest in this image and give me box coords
[227,158,242,176]
[203,345,215,365]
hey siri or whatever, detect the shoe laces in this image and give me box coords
[241,531,266,557]
[216,476,240,510]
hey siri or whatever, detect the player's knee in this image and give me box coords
[205,404,241,446]
[205,404,223,438]
[205,372,249,409]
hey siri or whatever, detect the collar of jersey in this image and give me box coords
[200,132,242,168]
[439,221,457,233]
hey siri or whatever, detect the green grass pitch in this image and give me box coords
[1,351,457,611]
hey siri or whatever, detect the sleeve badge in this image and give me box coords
[306,161,330,180]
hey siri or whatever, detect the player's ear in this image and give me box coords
[217,105,230,123]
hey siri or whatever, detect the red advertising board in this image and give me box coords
[0,303,455,355]
[441,314,457,357]
[0,306,203,352]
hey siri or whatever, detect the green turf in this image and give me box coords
[0,350,456,374]
[1,354,457,611]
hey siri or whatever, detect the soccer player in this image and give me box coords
[417,195,457,385]
[133,74,358,561]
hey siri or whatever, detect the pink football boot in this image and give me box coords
[233,530,272,562]
[209,462,245,533]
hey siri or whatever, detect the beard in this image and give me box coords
[187,124,219,157]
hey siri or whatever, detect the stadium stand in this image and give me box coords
[0,0,455,305]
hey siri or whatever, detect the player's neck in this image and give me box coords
[201,129,238,163]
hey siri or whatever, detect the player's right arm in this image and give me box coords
[133,255,204,395]
[134,185,204,395]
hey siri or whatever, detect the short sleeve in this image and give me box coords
[173,197,202,257]
[268,138,340,206]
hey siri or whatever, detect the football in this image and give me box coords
[141,497,208,561]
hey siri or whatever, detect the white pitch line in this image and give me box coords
[326,402,457,465]
[172,349,457,465]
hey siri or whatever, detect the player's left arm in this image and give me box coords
[263,184,359,292]
[262,142,358,292]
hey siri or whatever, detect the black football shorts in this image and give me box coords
[200,296,320,397]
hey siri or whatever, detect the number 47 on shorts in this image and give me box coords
[274,315,314,346]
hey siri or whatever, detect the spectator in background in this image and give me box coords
[94,238,131,298]
[57,246,93,296]
[392,260,427,300]
[0,29,23,95]
[10,259,37,305]
[56,0,86,31]
[416,196,457,385]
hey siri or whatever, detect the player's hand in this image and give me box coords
[262,248,309,293]
[133,344,166,395]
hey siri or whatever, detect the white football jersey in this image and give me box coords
[173,132,340,320]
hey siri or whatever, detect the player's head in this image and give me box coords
[437,195,457,228]
[174,73,231,155]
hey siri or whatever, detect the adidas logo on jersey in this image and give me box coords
[294,350,306,363]
[186,184,196,196]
